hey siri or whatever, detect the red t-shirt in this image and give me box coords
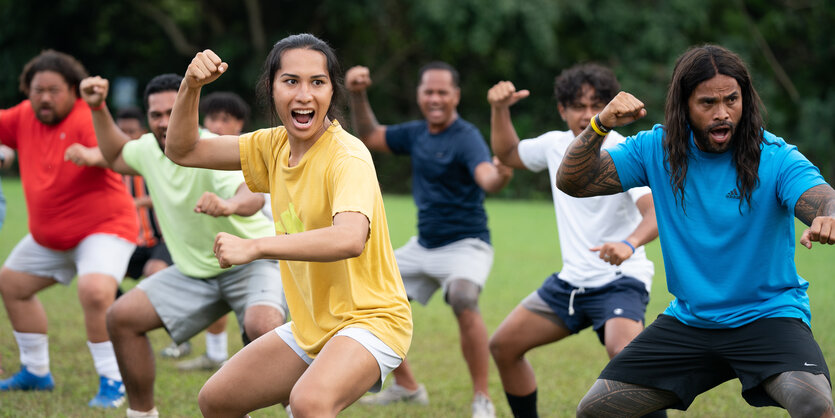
[0,99,137,250]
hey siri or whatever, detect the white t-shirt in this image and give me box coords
[517,130,654,291]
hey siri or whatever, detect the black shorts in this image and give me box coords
[599,314,831,410]
[125,242,173,280]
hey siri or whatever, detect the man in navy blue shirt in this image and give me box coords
[347,62,512,418]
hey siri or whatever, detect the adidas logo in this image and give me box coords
[726,189,740,199]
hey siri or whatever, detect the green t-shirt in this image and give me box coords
[122,132,274,278]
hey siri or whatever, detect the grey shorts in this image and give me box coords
[3,233,135,284]
[395,236,494,305]
[138,259,287,343]
[275,323,402,393]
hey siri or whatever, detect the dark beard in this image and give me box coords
[693,120,734,153]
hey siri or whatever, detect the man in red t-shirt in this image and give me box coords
[0,50,138,409]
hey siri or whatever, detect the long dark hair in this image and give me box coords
[664,44,765,210]
[256,33,345,127]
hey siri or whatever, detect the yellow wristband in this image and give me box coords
[590,114,608,136]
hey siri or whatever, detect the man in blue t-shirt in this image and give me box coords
[346,62,512,417]
[558,45,835,417]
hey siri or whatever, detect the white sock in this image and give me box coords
[126,407,159,417]
[87,341,122,381]
[205,331,228,362]
[13,331,49,376]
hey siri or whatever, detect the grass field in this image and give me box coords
[1,176,831,417]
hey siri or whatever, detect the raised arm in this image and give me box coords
[795,183,835,249]
[213,211,370,268]
[194,182,265,218]
[487,81,530,169]
[166,49,241,170]
[556,91,647,197]
[345,66,390,153]
[79,77,140,175]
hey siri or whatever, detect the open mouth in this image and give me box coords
[292,109,314,128]
[707,122,733,144]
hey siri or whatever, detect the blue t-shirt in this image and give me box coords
[608,124,826,328]
[386,118,491,248]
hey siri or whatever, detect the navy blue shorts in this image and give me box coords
[535,273,649,344]
[600,314,831,410]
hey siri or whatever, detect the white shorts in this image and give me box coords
[274,323,402,393]
[3,233,135,285]
[395,236,494,305]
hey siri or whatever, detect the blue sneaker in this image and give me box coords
[0,366,55,391]
[88,376,126,408]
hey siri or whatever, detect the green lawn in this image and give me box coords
[1,176,831,417]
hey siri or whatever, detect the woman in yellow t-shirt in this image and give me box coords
[166,34,412,418]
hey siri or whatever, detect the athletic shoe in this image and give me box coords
[88,376,125,408]
[357,382,429,406]
[0,366,55,391]
[471,393,495,418]
[176,354,225,371]
[160,341,192,359]
[126,407,159,417]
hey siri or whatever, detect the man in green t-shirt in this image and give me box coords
[78,73,287,418]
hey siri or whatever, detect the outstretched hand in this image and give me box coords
[185,49,228,89]
[799,216,835,249]
[598,92,647,129]
[80,76,109,109]
[487,81,530,108]
[345,66,372,93]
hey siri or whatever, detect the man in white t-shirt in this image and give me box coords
[486,64,663,418]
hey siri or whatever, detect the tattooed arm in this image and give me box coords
[795,183,835,248]
[556,91,648,197]
[345,65,390,153]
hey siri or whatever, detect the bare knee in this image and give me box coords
[289,389,337,417]
[0,269,39,300]
[198,378,237,417]
[243,306,285,341]
[77,277,117,311]
[489,331,522,366]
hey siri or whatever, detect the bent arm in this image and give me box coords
[166,82,241,170]
[214,211,370,268]
[474,158,513,193]
[795,183,835,248]
[489,104,526,169]
[626,193,659,248]
[556,126,623,197]
[348,90,390,153]
[90,107,140,175]
[227,183,266,217]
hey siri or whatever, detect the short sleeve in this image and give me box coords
[775,144,826,211]
[121,134,152,174]
[517,134,551,172]
[384,122,418,155]
[457,127,491,176]
[239,129,274,194]
[329,156,377,222]
[607,125,662,190]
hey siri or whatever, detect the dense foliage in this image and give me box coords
[2,0,832,196]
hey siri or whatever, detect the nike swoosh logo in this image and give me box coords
[804,362,818,367]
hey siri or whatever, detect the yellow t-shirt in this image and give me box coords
[239,120,412,358]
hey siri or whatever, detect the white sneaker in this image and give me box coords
[357,382,429,406]
[126,407,159,417]
[471,393,495,418]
